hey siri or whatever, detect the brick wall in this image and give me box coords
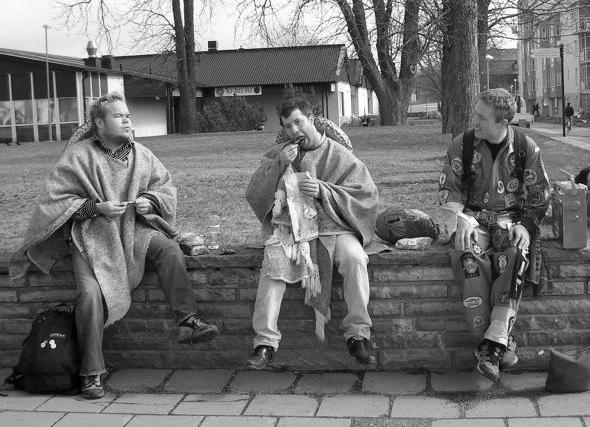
[1,241,589,372]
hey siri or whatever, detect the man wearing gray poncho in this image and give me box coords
[246,95,378,369]
[10,92,218,399]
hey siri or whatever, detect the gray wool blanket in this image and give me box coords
[246,137,378,337]
[10,138,177,326]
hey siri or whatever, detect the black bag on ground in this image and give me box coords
[546,346,590,393]
[7,304,80,394]
[376,207,438,244]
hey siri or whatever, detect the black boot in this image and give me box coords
[247,345,275,370]
[177,315,218,344]
[347,337,376,365]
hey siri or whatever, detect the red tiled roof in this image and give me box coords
[114,44,346,87]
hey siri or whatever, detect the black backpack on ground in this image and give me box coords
[5,304,80,394]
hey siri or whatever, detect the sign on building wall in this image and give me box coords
[214,86,262,97]
[530,48,560,59]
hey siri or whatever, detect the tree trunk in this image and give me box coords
[398,0,420,125]
[477,0,490,92]
[183,0,198,133]
[441,0,480,137]
[172,0,196,134]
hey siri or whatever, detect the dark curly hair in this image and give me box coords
[574,166,590,185]
[277,95,315,125]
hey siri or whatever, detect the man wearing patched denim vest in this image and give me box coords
[438,88,550,382]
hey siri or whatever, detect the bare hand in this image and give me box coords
[135,197,151,215]
[299,174,320,198]
[455,219,477,252]
[278,143,298,166]
[96,201,126,218]
[509,224,530,250]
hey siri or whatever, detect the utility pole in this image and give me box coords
[560,44,565,137]
[43,24,52,142]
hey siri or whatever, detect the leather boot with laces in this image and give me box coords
[347,337,376,365]
[500,334,519,370]
[81,374,105,399]
[474,339,505,382]
[177,315,219,344]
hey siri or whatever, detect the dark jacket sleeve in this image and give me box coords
[519,136,550,235]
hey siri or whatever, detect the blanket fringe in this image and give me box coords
[313,307,330,342]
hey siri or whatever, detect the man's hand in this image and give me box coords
[299,173,320,198]
[278,143,298,166]
[455,217,477,252]
[509,224,530,250]
[96,201,126,218]
[135,197,152,215]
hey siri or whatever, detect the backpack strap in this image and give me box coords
[512,126,527,182]
[461,129,476,204]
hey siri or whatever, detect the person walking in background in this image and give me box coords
[565,102,575,132]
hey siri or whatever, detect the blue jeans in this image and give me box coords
[73,233,196,376]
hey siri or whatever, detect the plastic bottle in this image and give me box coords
[206,214,221,250]
[395,237,433,250]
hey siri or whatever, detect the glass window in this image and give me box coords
[59,98,78,123]
[0,126,11,143]
[13,100,33,125]
[11,74,31,100]
[33,73,54,99]
[99,74,107,96]
[55,72,77,98]
[0,75,9,101]
[0,101,11,126]
[35,99,57,124]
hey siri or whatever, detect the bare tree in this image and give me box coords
[57,0,211,133]
[236,0,437,125]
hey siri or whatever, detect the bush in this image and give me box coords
[197,97,267,132]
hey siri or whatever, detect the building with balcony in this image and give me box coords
[517,0,590,118]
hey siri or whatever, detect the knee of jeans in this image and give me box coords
[341,249,368,267]
[503,246,518,259]
[77,282,103,307]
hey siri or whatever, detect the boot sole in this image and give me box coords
[178,328,218,344]
[474,349,500,382]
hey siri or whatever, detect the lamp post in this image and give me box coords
[513,78,517,96]
[43,24,52,142]
[485,54,494,90]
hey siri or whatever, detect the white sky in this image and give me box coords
[0,0,252,57]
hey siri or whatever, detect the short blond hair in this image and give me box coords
[89,91,125,129]
[478,88,516,123]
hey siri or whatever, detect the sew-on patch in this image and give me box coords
[438,189,450,204]
[473,316,484,328]
[463,296,483,309]
[439,171,447,189]
[497,180,505,194]
[472,151,482,164]
[498,254,508,274]
[524,169,538,185]
[451,158,463,175]
[507,178,519,192]
[505,153,516,174]
[504,193,517,208]
[483,192,489,204]
[460,253,480,279]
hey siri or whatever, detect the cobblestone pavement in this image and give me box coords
[1,368,589,426]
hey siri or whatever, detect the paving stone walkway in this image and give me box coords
[1,368,589,427]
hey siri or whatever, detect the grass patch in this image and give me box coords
[1,123,587,255]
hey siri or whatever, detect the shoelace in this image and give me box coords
[83,375,101,389]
